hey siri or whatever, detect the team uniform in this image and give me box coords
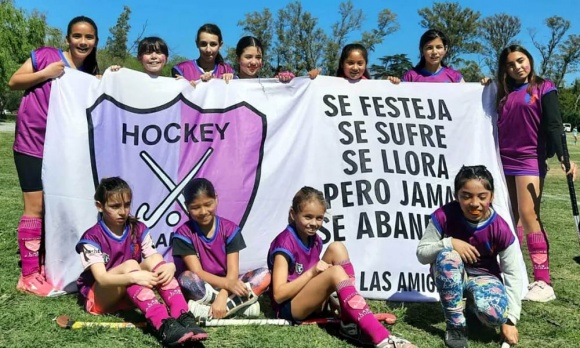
[172,216,269,302]
[76,220,156,314]
[416,201,522,329]
[402,67,463,83]
[266,225,323,321]
[171,60,234,81]
[497,80,563,177]
[13,47,77,191]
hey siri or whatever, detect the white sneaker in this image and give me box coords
[376,335,417,348]
[188,300,211,320]
[523,280,556,302]
[239,301,261,318]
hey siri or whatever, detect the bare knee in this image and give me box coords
[324,242,350,262]
[119,259,140,273]
[327,265,349,285]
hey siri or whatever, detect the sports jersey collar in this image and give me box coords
[98,220,129,241]
[287,224,315,251]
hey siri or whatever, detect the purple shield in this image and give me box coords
[87,96,266,258]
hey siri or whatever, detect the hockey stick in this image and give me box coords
[198,313,396,327]
[55,315,146,329]
[561,132,580,245]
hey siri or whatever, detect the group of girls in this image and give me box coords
[9,12,577,347]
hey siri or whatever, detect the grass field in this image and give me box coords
[1,127,580,347]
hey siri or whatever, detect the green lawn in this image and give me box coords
[1,128,579,347]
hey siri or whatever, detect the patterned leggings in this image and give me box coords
[434,248,509,329]
[178,267,271,302]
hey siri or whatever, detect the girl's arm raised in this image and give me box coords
[271,253,327,304]
[9,58,66,91]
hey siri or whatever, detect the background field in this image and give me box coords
[1,126,579,347]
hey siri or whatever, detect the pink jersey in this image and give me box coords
[172,60,234,80]
[402,67,463,83]
[13,47,69,158]
[497,80,557,176]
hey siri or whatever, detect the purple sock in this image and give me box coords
[153,262,188,318]
[336,280,389,344]
[527,231,551,284]
[516,226,524,247]
[336,260,355,286]
[18,217,42,277]
[126,283,168,330]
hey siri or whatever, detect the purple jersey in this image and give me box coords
[13,47,70,158]
[75,221,150,298]
[267,225,323,314]
[498,80,557,176]
[172,216,244,277]
[430,201,515,279]
[172,60,234,80]
[402,67,463,83]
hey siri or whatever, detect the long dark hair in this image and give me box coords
[67,16,99,75]
[94,177,139,240]
[196,23,225,64]
[336,43,371,79]
[414,29,449,70]
[496,44,544,107]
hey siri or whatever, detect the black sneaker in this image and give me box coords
[444,327,468,348]
[177,311,209,341]
[158,317,193,347]
[339,321,373,347]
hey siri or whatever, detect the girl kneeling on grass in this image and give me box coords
[75,177,207,347]
[417,166,523,348]
[268,186,416,348]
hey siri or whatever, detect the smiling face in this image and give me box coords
[197,32,222,65]
[341,49,367,80]
[237,46,263,78]
[97,191,131,235]
[139,51,167,76]
[456,179,494,222]
[421,37,447,70]
[505,51,531,83]
[290,200,326,241]
[66,21,97,62]
[187,193,217,228]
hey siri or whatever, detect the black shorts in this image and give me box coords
[14,151,43,192]
[278,300,297,323]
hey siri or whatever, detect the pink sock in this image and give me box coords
[527,231,551,284]
[126,282,168,330]
[153,262,188,317]
[516,226,524,247]
[18,217,42,277]
[336,260,356,286]
[336,280,389,344]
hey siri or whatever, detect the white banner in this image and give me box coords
[43,68,527,300]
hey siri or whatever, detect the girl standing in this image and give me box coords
[9,16,100,297]
[76,177,207,346]
[234,36,295,82]
[495,45,577,302]
[268,186,416,348]
[172,178,271,319]
[172,23,234,82]
[402,29,464,83]
[417,165,522,348]
[137,36,169,77]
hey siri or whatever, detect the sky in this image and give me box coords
[13,0,580,84]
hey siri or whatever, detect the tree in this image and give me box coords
[478,13,521,76]
[529,16,570,78]
[236,8,275,76]
[369,54,412,79]
[105,5,131,62]
[360,9,399,53]
[551,34,580,87]
[417,2,482,66]
[456,60,483,82]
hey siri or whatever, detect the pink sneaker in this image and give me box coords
[523,280,556,302]
[17,273,66,297]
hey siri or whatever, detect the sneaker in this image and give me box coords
[444,327,468,348]
[188,300,212,321]
[224,283,260,318]
[376,335,418,348]
[523,280,556,302]
[239,301,261,318]
[339,321,373,346]
[176,312,208,341]
[158,317,194,347]
[17,273,66,297]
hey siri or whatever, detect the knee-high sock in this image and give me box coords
[153,262,188,318]
[126,281,168,330]
[335,260,355,286]
[18,217,42,277]
[336,280,389,345]
[434,248,466,329]
[527,231,551,284]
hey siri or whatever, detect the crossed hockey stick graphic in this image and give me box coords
[135,147,214,228]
